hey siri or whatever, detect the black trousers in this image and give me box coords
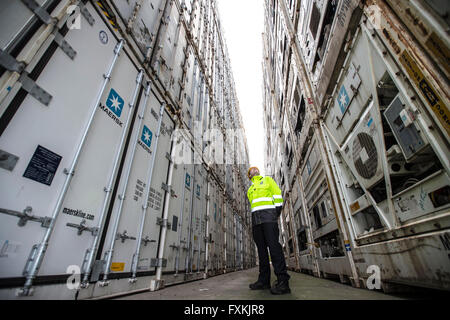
[252,222,290,284]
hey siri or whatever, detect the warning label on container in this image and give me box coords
[23,145,62,186]
[110,262,125,272]
[399,50,450,137]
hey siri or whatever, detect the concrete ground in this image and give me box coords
[114,267,410,300]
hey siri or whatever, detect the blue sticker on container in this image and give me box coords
[367,118,373,127]
[141,125,153,148]
[338,86,350,114]
[185,173,191,188]
[106,88,124,117]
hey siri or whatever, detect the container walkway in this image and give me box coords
[113,268,419,300]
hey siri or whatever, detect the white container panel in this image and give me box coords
[99,91,172,275]
[133,111,174,272]
[39,47,141,274]
[111,0,165,56]
[157,3,182,90]
[161,161,189,273]
[325,28,387,147]
[0,2,137,278]
[0,0,53,51]
[189,165,207,271]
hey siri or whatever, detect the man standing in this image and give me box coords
[247,167,290,295]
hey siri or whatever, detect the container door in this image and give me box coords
[135,110,174,272]
[161,160,185,273]
[99,91,173,276]
[161,138,194,274]
[208,179,218,271]
[0,2,139,278]
[190,165,206,272]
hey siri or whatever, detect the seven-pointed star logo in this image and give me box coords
[106,88,124,117]
[141,125,153,148]
[338,85,350,114]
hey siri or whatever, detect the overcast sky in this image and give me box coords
[217,0,266,175]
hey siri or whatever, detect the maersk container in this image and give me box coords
[160,135,195,279]
[109,0,165,59]
[207,177,225,276]
[321,8,450,290]
[310,0,363,109]
[93,86,174,293]
[188,164,208,273]
[0,0,254,300]
[282,198,299,271]
[385,0,449,80]
[0,1,145,298]
[151,0,187,100]
[0,0,90,112]
[206,177,218,275]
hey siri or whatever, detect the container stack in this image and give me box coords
[263,0,450,292]
[0,0,254,299]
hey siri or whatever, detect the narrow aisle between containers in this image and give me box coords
[113,267,417,300]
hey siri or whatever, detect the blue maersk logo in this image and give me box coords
[141,125,153,148]
[186,173,191,188]
[338,85,350,114]
[106,88,124,117]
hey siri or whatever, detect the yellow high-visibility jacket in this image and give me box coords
[247,175,283,225]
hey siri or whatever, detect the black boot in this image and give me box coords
[249,280,271,290]
[270,279,291,295]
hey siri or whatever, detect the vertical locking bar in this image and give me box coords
[175,165,187,275]
[155,136,178,283]
[186,163,196,273]
[204,179,210,276]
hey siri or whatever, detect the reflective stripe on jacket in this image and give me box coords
[247,175,284,213]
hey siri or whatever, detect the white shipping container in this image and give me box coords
[0,1,151,298]
[161,136,195,275]
[98,87,174,282]
[0,2,140,285]
[110,0,166,57]
[0,0,255,299]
